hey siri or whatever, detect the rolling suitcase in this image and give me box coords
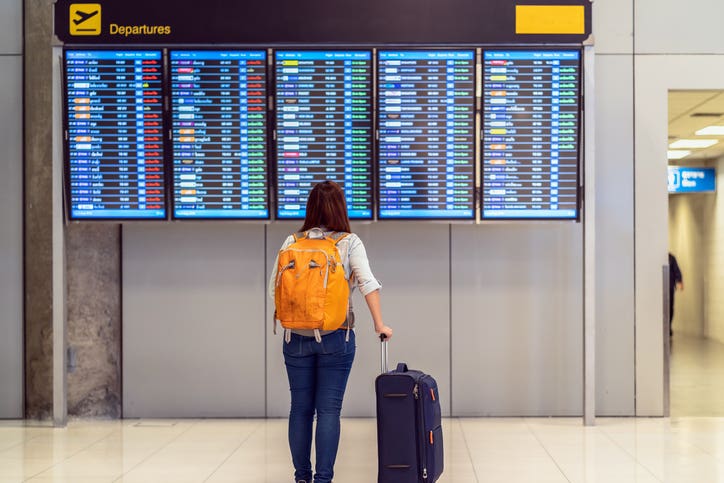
[375,336,444,483]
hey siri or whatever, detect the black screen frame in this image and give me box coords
[166,47,273,221]
[479,46,583,222]
[272,48,376,222]
[63,47,169,222]
[60,44,586,225]
[375,47,478,222]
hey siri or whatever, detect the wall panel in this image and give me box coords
[122,217,592,417]
[594,55,635,415]
[123,224,266,417]
[704,158,724,343]
[265,223,295,418]
[451,224,583,416]
[635,0,724,54]
[0,56,23,418]
[593,0,633,54]
[0,0,22,55]
[668,193,708,338]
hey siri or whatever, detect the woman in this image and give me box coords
[269,180,393,483]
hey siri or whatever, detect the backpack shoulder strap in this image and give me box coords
[297,227,328,241]
[327,232,350,245]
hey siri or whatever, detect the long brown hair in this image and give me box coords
[300,181,351,233]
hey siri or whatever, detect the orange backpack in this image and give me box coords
[274,230,350,339]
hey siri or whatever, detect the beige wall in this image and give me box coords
[669,156,724,341]
[705,157,724,343]
[669,187,708,336]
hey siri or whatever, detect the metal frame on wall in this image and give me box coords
[59,45,586,223]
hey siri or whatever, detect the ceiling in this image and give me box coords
[669,90,724,163]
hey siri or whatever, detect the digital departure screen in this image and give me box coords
[377,50,476,220]
[170,50,269,219]
[482,50,581,220]
[64,50,166,220]
[275,51,373,219]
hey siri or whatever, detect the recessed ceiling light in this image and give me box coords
[696,126,724,136]
[669,139,719,149]
[667,150,691,160]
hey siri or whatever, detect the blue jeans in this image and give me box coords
[283,329,356,483]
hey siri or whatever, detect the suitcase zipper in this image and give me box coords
[414,382,428,481]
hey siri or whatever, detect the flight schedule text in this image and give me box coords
[170,50,269,219]
[377,50,476,219]
[482,50,580,219]
[65,50,166,219]
[275,51,373,219]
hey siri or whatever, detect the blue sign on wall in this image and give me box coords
[668,166,716,194]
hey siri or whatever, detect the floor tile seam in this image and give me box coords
[1,460,54,483]
[605,421,721,456]
[72,424,130,454]
[201,420,267,483]
[675,437,724,463]
[18,426,124,482]
[596,426,664,482]
[111,419,204,483]
[0,440,29,456]
[0,430,51,455]
[522,418,573,483]
[454,417,481,483]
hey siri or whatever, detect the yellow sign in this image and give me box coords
[516,5,584,35]
[70,4,101,36]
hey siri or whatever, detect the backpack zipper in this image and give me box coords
[277,249,331,288]
[323,256,330,288]
[276,260,296,287]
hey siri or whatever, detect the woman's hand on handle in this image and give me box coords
[377,325,393,341]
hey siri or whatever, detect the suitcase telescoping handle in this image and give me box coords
[380,334,388,374]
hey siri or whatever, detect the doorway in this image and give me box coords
[668,90,724,416]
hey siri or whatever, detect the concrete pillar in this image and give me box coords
[25,0,55,419]
[25,0,123,419]
[66,224,122,418]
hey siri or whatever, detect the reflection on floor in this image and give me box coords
[671,333,724,416]
[3,336,724,483]
[5,417,724,482]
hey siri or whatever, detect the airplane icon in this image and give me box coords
[73,9,99,26]
[69,4,101,35]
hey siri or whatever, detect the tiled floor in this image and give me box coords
[2,334,724,482]
[671,333,724,416]
[4,417,724,482]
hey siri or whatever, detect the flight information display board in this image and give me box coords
[482,50,581,219]
[377,50,476,219]
[275,51,373,219]
[170,50,269,219]
[64,50,166,219]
